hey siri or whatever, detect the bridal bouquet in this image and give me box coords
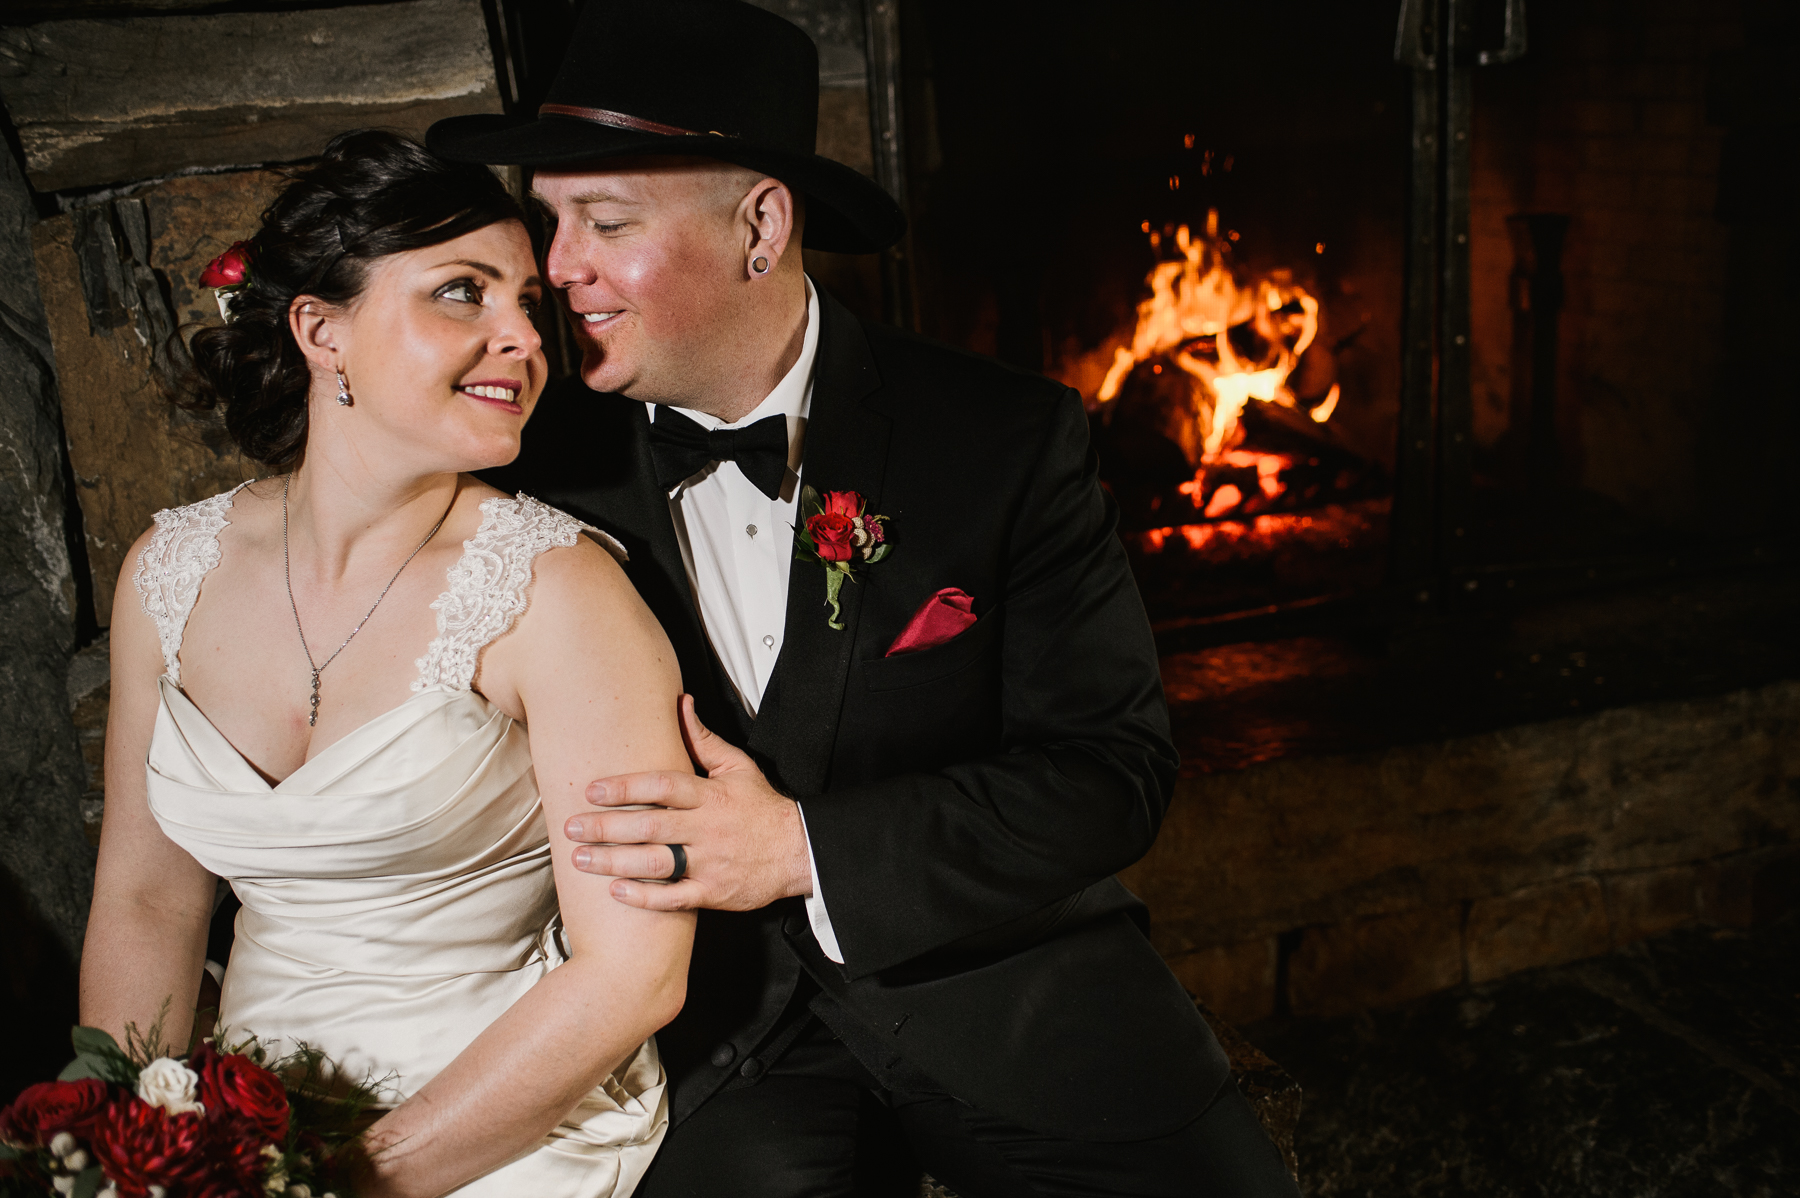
[0,1023,379,1198]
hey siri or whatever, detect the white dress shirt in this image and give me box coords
[650,279,845,963]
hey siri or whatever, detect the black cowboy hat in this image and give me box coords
[427,0,904,255]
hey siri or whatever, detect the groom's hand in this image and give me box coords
[565,695,814,911]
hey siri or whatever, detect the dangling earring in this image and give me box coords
[750,256,770,276]
[335,370,352,407]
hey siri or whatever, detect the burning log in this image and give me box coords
[1085,210,1375,530]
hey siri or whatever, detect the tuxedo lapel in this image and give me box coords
[611,404,753,745]
[751,293,889,795]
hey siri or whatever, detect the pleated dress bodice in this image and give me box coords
[133,485,666,1198]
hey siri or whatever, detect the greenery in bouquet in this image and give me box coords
[0,1013,384,1198]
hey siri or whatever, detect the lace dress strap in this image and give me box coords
[413,493,605,693]
[131,482,252,685]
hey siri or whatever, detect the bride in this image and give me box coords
[81,131,693,1197]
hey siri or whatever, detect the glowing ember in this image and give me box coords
[1130,499,1388,561]
[1090,209,1336,519]
[1203,484,1244,518]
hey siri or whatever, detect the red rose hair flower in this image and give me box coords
[198,241,252,289]
[0,1078,110,1147]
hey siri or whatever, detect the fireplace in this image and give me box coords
[898,0,1795,632]
[882,0,1799,1025]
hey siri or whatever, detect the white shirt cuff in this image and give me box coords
[795,803,845,964]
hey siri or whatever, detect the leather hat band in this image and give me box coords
[537,103,727,138]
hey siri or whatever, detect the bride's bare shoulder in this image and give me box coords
[515,495,667,638]
[521,508,637,612]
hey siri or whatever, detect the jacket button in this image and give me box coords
[784,916,807,936]
[739,1057,765,1080]
[710,1044,736,1068]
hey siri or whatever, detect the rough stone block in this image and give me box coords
[1123,680,1800,954]
[66,635,110,846]
[1727,847,1800,926]
[0,141,94,963]
[1287,907,1463,1018]
[33,170,281,625]
[1695,850,1761,928]
[1604,863,1698,946]
[1168,938,1278,1026]
[0,0,502,191]
[1467,877,1611,984]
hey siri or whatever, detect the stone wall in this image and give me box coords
[0,123,96,1095]
[1130,678,1800,1023]
[32,172,282,625]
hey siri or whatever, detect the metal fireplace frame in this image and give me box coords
[1392,0,1526,613]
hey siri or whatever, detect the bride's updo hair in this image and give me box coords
[181,130,527,468]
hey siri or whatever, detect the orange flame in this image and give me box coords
[1097,211,1320,460]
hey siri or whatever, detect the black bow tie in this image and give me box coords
[648,408,790,500]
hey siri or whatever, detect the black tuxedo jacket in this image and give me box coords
[484,290,1229,1142]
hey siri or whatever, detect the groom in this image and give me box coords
[434,1,1298,1193]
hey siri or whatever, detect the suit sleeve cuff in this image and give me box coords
[795,802,845,963]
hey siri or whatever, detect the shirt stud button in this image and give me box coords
[763,635,775,649]
[746,524,758,538]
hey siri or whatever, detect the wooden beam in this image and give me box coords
[0,0,502,191]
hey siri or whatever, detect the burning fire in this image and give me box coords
[1093,209,1338,517]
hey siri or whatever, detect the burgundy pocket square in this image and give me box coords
[885,588,977,657]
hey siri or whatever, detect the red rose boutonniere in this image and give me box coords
[796,486,890,630]
[198,241,253,323]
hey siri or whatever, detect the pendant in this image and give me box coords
[308,670,321,727]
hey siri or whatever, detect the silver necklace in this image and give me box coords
[283,476,456,727]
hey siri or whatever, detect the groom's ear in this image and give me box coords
[739,178,800,273]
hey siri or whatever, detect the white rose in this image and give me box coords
[135,1057,205,1116]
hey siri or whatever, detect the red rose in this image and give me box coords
[0,1079,110,1147]
[198,241,251,289]
[821,490,862,518]
[196,1049,289,1144]
[88,1095,211,1197]
[808,511,856,563]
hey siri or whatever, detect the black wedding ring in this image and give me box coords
[666,843,688,883]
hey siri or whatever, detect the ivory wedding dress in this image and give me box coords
[135,484,667,1197]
